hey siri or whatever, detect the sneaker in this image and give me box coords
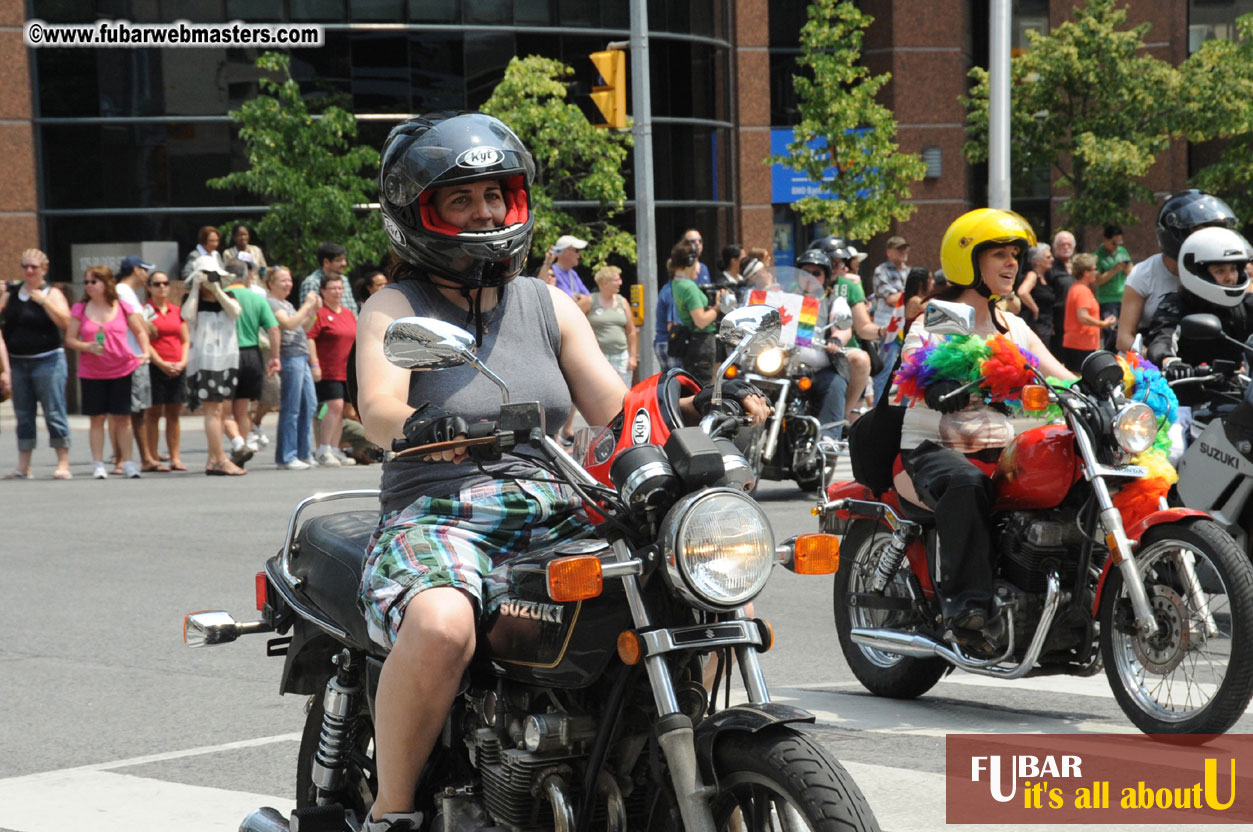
[278,459,312,470]
[230,445,255,467]
[363,810,424,832]
[332,447,357,466]
[304,455,320,468]
[92,462,108,480]
[245,434,260,453]
[316,448,342,468]
[254,429,270,448]
[123,461,142,479]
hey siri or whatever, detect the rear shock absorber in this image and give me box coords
[311,650,361,799]
[870,521,920,594]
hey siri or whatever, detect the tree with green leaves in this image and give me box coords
[482,55,635,268]
[207,51,386,276]
[1181,13,1253,223]
[962,0,1178,242]
[769,0,925,240]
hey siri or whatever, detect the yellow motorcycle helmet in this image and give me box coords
[939,208,1037,289]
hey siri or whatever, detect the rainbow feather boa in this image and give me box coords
[893,336,1178,529]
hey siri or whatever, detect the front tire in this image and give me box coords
[708,726,880,831]
[1100,520,1253,736]
[833,520,947,699]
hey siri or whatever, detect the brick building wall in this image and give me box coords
[0,0,38,277]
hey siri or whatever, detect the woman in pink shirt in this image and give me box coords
[65,265,152,479]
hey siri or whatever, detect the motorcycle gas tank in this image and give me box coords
[479,539,633,689]
[584,369,703,488]
[992,425,1081,511]
[1177,418,1253,528]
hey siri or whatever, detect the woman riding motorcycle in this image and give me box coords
[894,209,1074,648]
[1144,226,1253,403]
[355,112,767,831]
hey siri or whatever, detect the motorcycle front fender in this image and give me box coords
[1091,508,1212,618]
[692,703,816,789]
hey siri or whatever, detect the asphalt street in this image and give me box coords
[3,413,1253,831]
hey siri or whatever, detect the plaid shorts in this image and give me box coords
[359,477,589,649]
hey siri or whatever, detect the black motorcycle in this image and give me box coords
[183,306,879,832]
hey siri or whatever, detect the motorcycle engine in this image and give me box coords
[998,510,1087,593]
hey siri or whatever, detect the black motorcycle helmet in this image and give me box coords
[379,112,536,289]
[807,235,847,263]
[795,248,832,283]
[1156,189,1238,261]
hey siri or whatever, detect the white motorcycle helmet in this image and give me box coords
[1178,226,1252,307]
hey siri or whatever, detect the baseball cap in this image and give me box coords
[184,254,230,285]
[846,245,868,265]
[120,255,156,274]
[886,236,909,250]
[553,235,589,252]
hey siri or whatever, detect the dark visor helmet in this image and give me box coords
[379,112,536,288]
[794,248,832,281]
[1156,189,1238,261]
[807,235,848,263]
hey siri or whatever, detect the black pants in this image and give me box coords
[682,331,717,385]
[901,440,997,619]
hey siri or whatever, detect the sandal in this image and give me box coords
[2,470,30,480]
[53,469,72,480]
[142,463,171,473]
[169,461,188,472]
[206,461,248,477]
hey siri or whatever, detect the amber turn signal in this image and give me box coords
[1021,384,1050,411]
[547,555,604,602]
[793,534,840,574]
[617,630,642,665]
[797,375,812,392]
[724,364,739,379]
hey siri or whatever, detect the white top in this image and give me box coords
[115,283,146,359]
[897,311,1047,452]
[1124,253,1178,331]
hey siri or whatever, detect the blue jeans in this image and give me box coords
[276,354,316,463]
[813,367,849,440]
[10,350,71,451]
[873,339,901,402]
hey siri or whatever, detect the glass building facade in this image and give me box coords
[29,0,736,283]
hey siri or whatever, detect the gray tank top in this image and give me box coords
[378,277,571,515]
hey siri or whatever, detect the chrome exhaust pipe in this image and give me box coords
[542,773,576,832]
[239,807,289,832]
[850,571,1062,679]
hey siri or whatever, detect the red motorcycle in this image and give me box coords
[821,301,1253,736]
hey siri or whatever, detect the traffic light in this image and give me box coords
[590,49,626,129]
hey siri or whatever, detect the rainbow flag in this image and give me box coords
[795,296,819,346]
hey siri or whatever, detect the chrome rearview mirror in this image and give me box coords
[384,317,476,370]
[718,305,782,354]
[383,316,510,402]
[718,291,740,315]
[924,300,976,336]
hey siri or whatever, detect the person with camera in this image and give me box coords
[182,255,246,476]
[670,238,727,384]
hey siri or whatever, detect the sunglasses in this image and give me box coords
[149,280,170,287]
[84,279,100,285]
[801,267,826,276]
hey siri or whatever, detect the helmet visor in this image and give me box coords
[1162,194,1238,234]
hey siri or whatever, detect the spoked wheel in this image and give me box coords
[1100,520,1253,736]
[833,521,947,699]
[295,677,377,816]
[708,727,880,831]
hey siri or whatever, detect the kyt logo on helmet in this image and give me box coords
[456,146,504,168]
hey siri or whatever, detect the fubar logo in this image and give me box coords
[456,146,503,168]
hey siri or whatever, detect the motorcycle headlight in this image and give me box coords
[1113,402,1156,454]
[755,347,785,376]
[659,489,775,611]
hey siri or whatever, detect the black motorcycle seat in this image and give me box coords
[290,510,378,649]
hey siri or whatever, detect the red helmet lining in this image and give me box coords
[416,175,530,238]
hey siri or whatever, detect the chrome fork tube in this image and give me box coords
[1072,419,1158,634]
[733,609,770,704]
[761,379,791,462]
[612,539,679,715]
